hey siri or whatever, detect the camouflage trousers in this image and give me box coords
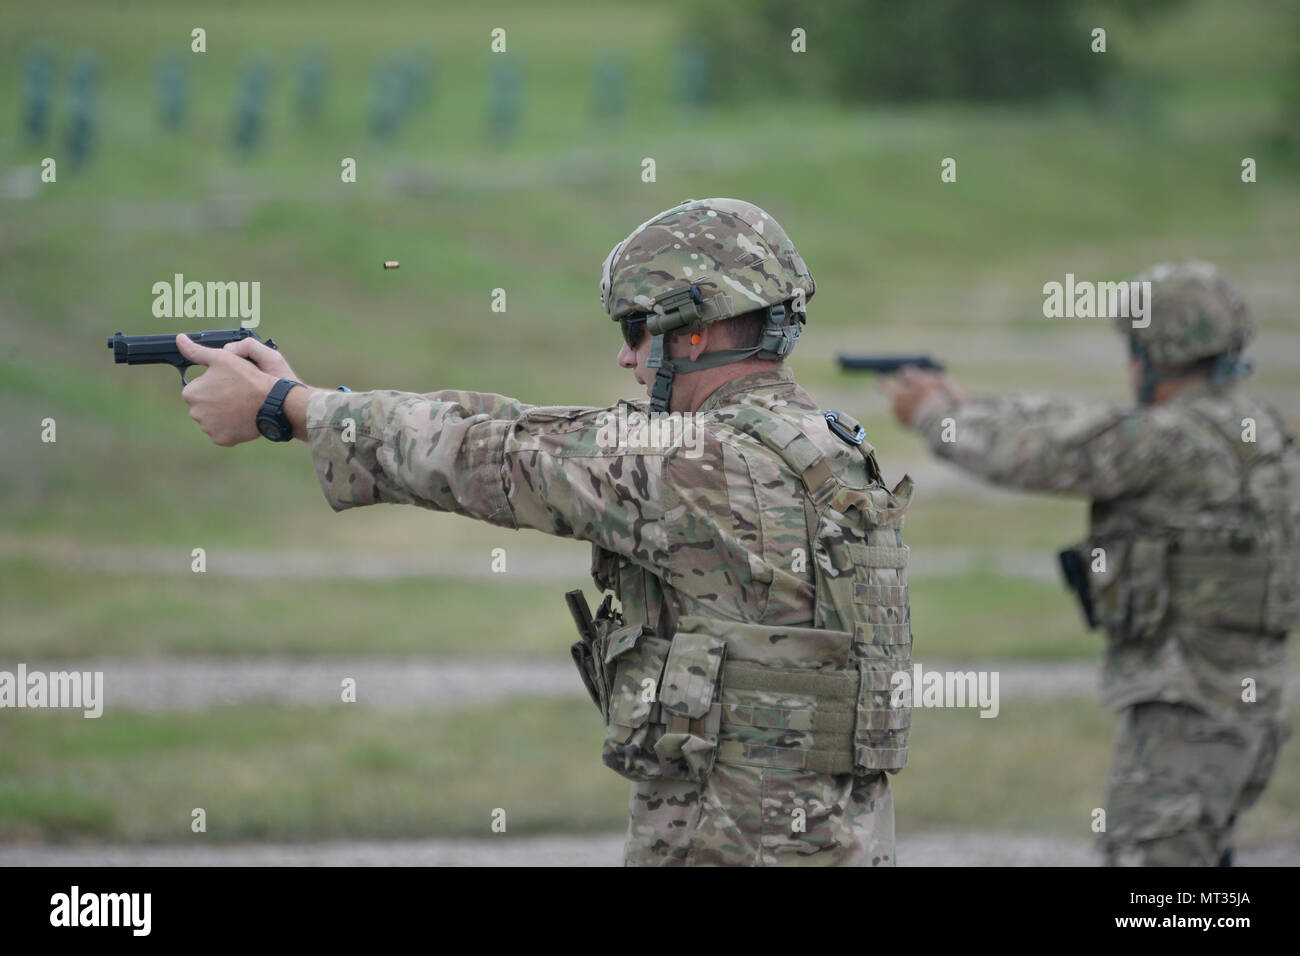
[623,764,895,866]
[1101,701,1286,866]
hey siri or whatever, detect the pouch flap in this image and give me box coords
[604,622,650,664]
[659,631,727,720]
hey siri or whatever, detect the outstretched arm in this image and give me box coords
[883,367,1185,498]
[306,389,671,567]
[176,332,666,568]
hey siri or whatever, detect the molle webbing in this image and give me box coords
[715,660,859,774]
[1164,404,1298,632]
[645,665,861,774]
[722,701,855,733]
[716,739,855,775]
[712,404,913,774]
[723,660,857,697]
[854,545,910,567]
[647,701,722,737]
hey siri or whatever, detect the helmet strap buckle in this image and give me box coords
[759,301,801,359]
[647,333,675,412]
[1211,351,1251,388]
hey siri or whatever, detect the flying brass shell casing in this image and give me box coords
[383,261,400,270]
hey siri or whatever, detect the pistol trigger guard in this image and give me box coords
[179,364,192,388]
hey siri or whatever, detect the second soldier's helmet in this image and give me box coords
[1123,261,1254,366]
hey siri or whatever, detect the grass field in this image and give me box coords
[1,0,1297,851]
[3,698,1295,845]
[0,557,1095,659]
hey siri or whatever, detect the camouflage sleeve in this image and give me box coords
[305,389,670,564]
[418,389,534,420]
[909,392,1188,497]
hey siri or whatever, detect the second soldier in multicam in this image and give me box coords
[885,262,1298,866]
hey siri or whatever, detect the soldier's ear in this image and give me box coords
[689,327,708,359]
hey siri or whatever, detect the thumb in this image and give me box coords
[175,333,231,367]
[940,375,968,403]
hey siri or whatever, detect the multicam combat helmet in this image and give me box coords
[1121,261,1254,404]
[599,198,815,411]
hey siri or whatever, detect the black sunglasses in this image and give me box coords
[620,315,648,349]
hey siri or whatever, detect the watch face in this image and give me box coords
[257,415,284,441]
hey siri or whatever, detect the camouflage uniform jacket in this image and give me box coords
[911,382,1298,725]
[306,365,909,865]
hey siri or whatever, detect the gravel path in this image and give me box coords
[12,539,1082,582]
[5,656,1297,713]
[0,657,581,713]
[2,831,1296,867]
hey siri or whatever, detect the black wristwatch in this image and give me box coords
[256,378,304,442]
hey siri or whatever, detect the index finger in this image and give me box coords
[175,333,228,367]
[900,365,939,385]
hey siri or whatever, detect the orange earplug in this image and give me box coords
[690,333,701,345]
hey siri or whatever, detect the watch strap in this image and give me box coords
[257,378,304,442]
[263,378,304,410]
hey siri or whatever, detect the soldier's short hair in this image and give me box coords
[664,308,773,354]
[1154,356,1217,378]
[721,309,773,353]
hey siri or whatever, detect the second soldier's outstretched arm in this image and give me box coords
[907,391,1190,498]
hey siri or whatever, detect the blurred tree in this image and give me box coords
[232,60,272,153]
[22,48,53,143]
[692,0,1188,103]
[370,61,402,139]
[1278,3,1300,154]
[156,55,187,131]
[487,60,521,145]
[370,54,431,140]
[295,50,328,126]
[400,51,434,111]
[676,40,711,107]
[66,53,98,169]
[593,55,626,120]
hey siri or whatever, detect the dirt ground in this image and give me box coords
[3,831,1297,867]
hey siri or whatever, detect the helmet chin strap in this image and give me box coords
[646,301,806,413]
[1136,346,1158,406]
